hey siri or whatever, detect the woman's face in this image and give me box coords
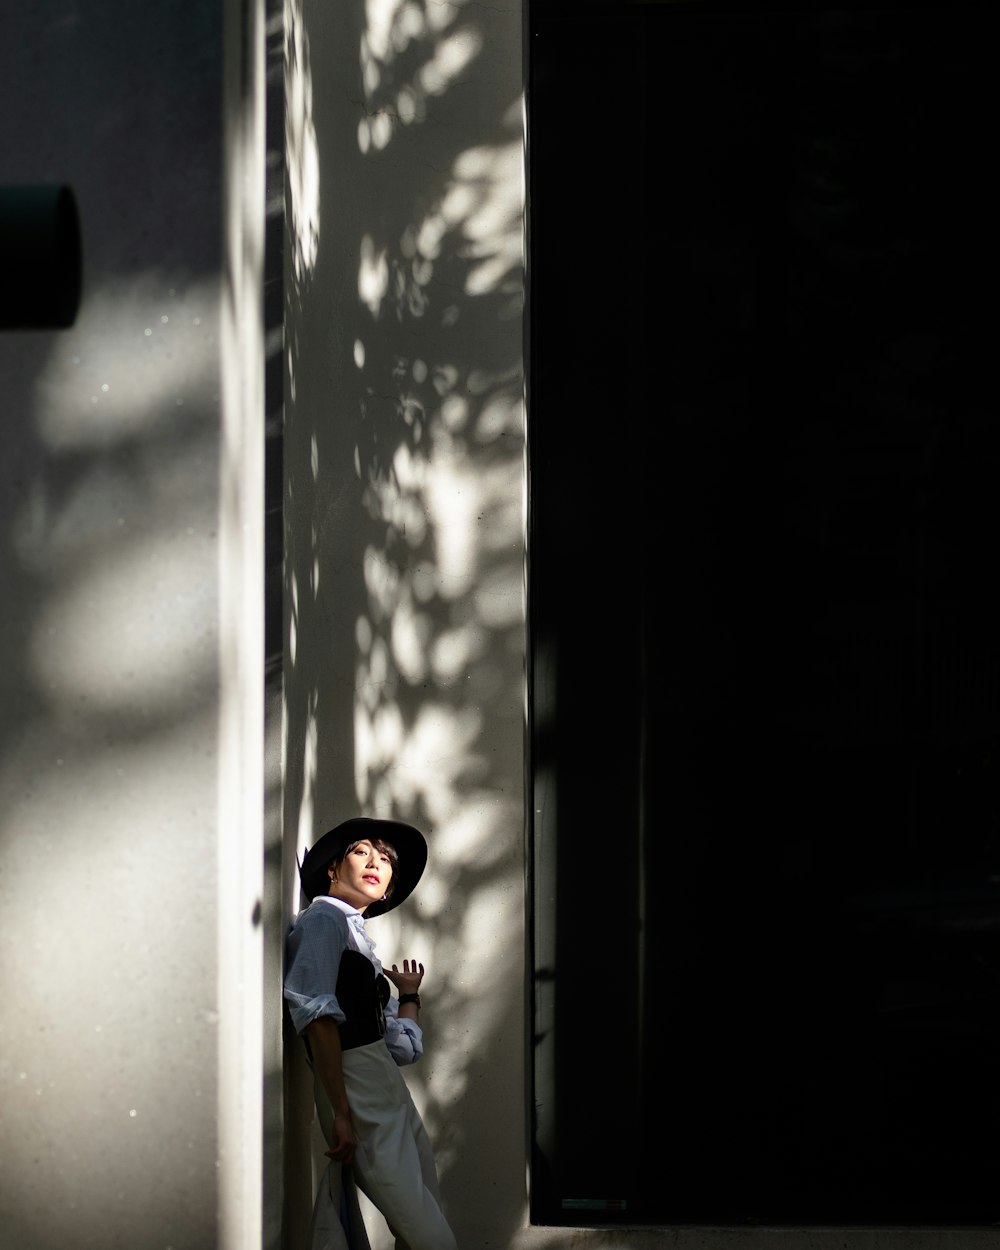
[328,839,394,912]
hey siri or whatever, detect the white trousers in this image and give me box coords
[310,1041,458,1250]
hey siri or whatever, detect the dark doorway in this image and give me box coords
[529,0,1000,1226]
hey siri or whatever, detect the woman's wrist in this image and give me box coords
[398,991,421,1007]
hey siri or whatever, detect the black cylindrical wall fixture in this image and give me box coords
[0,185,82,329]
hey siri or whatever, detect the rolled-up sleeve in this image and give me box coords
[283,906,349,1035]
[383,996,424,1065]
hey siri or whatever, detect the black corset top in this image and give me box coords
[336,949,390,1051]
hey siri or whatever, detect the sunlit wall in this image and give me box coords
[282,0,526,1246]
[0,4,264,1249]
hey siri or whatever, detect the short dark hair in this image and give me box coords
[331,836,399,899]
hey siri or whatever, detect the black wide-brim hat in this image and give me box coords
[299,817,427,917]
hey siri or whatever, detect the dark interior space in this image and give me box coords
[529,0,1000,1226]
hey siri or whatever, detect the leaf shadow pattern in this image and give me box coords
[282,2,526,1247]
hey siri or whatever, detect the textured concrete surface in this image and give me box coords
[281,2,526,1247]
[0,6,235,1248]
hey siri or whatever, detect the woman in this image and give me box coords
[284,816,458,1250]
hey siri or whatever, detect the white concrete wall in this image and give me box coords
[0,4,265,1249]
[281,1,527,1246]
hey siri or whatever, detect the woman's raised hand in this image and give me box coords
[386,959,425,995]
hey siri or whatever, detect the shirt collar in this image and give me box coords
[316,894,363,920]
[315,895,382,967]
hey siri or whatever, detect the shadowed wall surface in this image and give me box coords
[529,0,999,1234]
[0,4,264,1248]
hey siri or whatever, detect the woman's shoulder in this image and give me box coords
[292,899,350,937]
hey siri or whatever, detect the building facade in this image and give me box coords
[1,3,995,1249]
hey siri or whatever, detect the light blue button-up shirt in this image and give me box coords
[283,895,424,1065]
